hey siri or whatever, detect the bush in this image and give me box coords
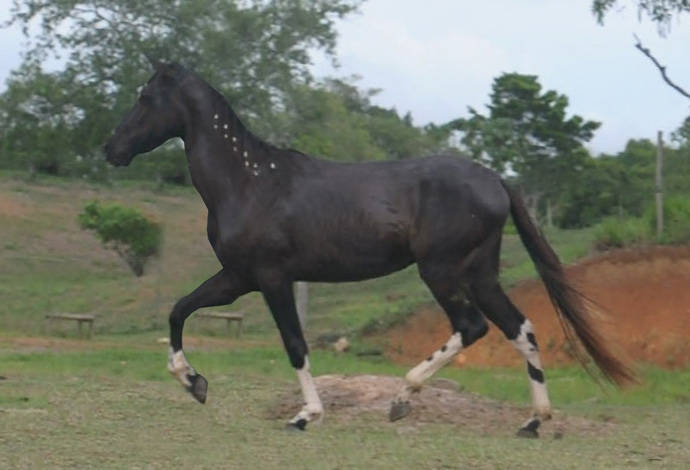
[593,216,651,250]
[645,195,690,244]
[79,201,162,276]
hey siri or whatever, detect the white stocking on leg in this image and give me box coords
[288,356,323,430]
[390,332,463,421]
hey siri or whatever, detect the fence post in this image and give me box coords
[656,130,664,240]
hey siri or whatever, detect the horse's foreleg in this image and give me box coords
[260,276,323,430]
[168,269,249,403]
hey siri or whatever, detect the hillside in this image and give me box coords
[0,173,594,340]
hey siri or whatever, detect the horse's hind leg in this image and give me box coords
[470,275,552,437]
[390,260,488,421]
[168,269,250,403]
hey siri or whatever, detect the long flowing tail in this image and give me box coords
[501,181,636,386]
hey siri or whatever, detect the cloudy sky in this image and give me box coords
[1,0,689,154]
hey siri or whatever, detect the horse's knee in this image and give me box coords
[285,337,308,369]
[168,298,188,328]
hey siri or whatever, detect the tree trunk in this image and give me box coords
[546,198,553,228]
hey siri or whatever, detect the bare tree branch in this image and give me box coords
[633,34,690,100]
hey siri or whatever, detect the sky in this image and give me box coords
[1,0,689,155]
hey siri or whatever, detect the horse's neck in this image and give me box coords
[179,82,280,207]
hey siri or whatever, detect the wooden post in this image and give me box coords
[295,281,308,329]
[546,198,553,229]
[656,131,664,240]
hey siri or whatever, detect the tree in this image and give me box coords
[449,73,600,223]
[592,0,690,33]
[1,0,363,172]
[79,201,162,277]
[592,1,690,99]
[281,78,446,161]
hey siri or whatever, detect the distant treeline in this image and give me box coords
[1,0,689,230]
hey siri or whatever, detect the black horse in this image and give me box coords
[104,63,632,435]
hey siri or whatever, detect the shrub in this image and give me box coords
[593,216,650,250]
[79,201,162,276]
[644,195,690,244]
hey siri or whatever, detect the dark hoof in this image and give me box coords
[516,418,540,438]
[186,373,208,404]
[286,419,308,431]
[389,401,412,422]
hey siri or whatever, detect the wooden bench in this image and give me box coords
[45,314,95,338]
[196,311,244,337]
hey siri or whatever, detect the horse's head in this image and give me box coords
[104,63,187,166]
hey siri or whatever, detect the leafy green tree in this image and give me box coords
[282,78,446,161]
[558,156,631,227]
[592,0,690,34]
[449,73,600,223]
[1,0,362,174]
[284,82,386,161]
[79,201,162,276]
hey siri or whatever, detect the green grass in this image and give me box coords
[1,174,688,468]
[1,342,688,469]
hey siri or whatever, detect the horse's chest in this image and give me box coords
[209,214,286,266]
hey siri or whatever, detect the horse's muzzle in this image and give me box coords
[103,142,131,167]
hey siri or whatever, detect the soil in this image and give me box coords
[270,374,613,437]
[382,245,690,369]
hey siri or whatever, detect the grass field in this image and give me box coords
[0,172,596,339]
[1,336,689,469]
[1,174,688,469]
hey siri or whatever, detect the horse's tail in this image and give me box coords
[501,180,636,386]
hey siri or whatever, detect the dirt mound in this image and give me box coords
[384,245,690,369]
[270,375,612,437]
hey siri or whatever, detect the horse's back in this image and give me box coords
[285,154,509,269]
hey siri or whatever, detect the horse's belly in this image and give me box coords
[294,235,415,282]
